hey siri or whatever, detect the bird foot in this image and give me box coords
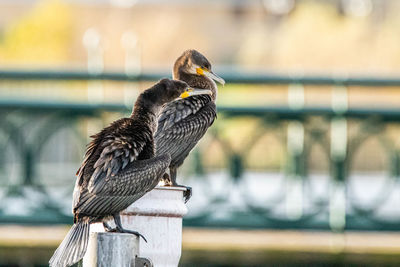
[116,227,147,243]
[160,173,173,186]
[112,214,147,242]
[160,173,192,203]
[173,184,192,203]
[104,227,118,233]
[103,221,117,232]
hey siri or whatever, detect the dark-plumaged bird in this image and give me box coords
[49,78,211,267]
[155,50,225,202]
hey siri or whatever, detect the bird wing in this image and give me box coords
[89,134,148,190]
[156,95,212,134]
[155,98,216,166]
[73,118,151,213]
[74,154,170,216]
[88,154,170,195]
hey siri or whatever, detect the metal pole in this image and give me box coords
[82,28,104,103]
[121,30,141,108]
[285,84,305,219]
[82,232,152,267]
[329,85,348,232]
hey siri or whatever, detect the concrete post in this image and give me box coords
[83,186,187,267]
[83,232,139,267]
[120,186,188,267]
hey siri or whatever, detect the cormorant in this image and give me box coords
[155,50,225,202]
[49,78,211,267]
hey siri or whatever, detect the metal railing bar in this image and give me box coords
[2,69,400,86]
[1,100,399,120]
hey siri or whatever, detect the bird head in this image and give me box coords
[150,78,212,105]
[174,50,225,86]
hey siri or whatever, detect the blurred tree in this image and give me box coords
[0,0,72,66]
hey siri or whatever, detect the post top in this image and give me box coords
[122,185,188,217]
[154,186,187,192]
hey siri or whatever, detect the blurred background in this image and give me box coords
[1,0,400,266]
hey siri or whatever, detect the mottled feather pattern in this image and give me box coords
[90,134,147,189]
[156,95,212,134]
[155,99,216,167]
[76,154,170,216]
[89,154,170,196]
[73,117,154,216]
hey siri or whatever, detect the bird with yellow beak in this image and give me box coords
[155,49,225,202]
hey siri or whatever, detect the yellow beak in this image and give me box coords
[196,67,225,85]
[179,88,213,99]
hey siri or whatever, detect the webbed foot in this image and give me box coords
[116,228,147,243]
[163,172,192,203]
[113,214,147,242]
[103,221,117,232]
[173,184,192,203]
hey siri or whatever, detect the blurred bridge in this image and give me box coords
[0,69,399,232]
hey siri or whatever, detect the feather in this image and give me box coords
[155,98,216,168]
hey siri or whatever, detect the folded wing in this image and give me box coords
[155,96,216,167]
[75,154,170,216]
[73,118,160,216]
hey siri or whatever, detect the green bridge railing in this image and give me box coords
[0,69,400,231]
[2,69,400,86]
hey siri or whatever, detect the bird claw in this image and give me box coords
[103,221,117,232]
[183,186,192,203]
[117,228,148,243]
[172,184,192,203]
[161,173,192,202]
[112,214,148,242]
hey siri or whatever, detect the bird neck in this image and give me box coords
[173,71,217,101]
[130,96,161,133]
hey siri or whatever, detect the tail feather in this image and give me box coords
[49,221,90,267]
